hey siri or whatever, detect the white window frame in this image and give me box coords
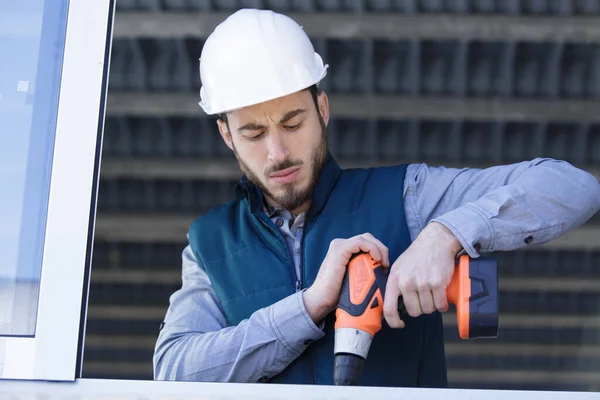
[0,0,114,381]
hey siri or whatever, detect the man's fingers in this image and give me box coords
[401,291,422,318]
[380,244,390,267]
[432,286,449,312]
[351,236,383,265]
[358,233,390,267]
[383,276,404,328]
[417,289,436,314]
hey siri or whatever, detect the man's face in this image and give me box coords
[217,89,330,214]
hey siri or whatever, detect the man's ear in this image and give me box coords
[317,91,330,127]
[217,118,234,151]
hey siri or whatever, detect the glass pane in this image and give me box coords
[0,0,68,336]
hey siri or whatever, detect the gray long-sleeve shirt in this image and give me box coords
[153,158,600,383]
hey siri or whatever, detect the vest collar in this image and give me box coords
[309,152,342,216]
[234,176,264,214]
[233,152,342,217]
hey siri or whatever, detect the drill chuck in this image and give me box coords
[334,353,365,386]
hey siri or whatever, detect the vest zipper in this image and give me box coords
[299,214,308,289]
[257,213,299,291]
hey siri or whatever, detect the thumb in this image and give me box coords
[383,274,405,329]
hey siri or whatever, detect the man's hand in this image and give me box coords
[303,233,390,324]
[383,222,463,328]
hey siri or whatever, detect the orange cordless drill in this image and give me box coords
[333,252,499,386]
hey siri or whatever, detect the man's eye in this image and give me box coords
[247,132,264,141]
[286,123,301,131]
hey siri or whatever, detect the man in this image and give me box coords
[153,9,600,387]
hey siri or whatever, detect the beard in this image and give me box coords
[232,114,328,212]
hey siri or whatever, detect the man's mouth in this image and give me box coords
[270,167,300,184]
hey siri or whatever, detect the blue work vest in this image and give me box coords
[188,154,447,387]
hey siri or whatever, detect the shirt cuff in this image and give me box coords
[432,203,495,258]
[269,291,326,357]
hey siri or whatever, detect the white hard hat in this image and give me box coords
[198,8,329,115]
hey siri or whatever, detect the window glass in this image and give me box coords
[0,0,68,336]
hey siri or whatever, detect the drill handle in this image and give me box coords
[335,253,387,337]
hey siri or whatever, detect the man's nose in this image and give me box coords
[267,131,290,163]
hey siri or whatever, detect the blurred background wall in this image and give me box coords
[81,0,600,391]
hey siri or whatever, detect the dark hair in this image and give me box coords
[218,84,321,126]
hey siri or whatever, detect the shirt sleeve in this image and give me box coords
[402,158,600,257]
[152,244,325,383]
